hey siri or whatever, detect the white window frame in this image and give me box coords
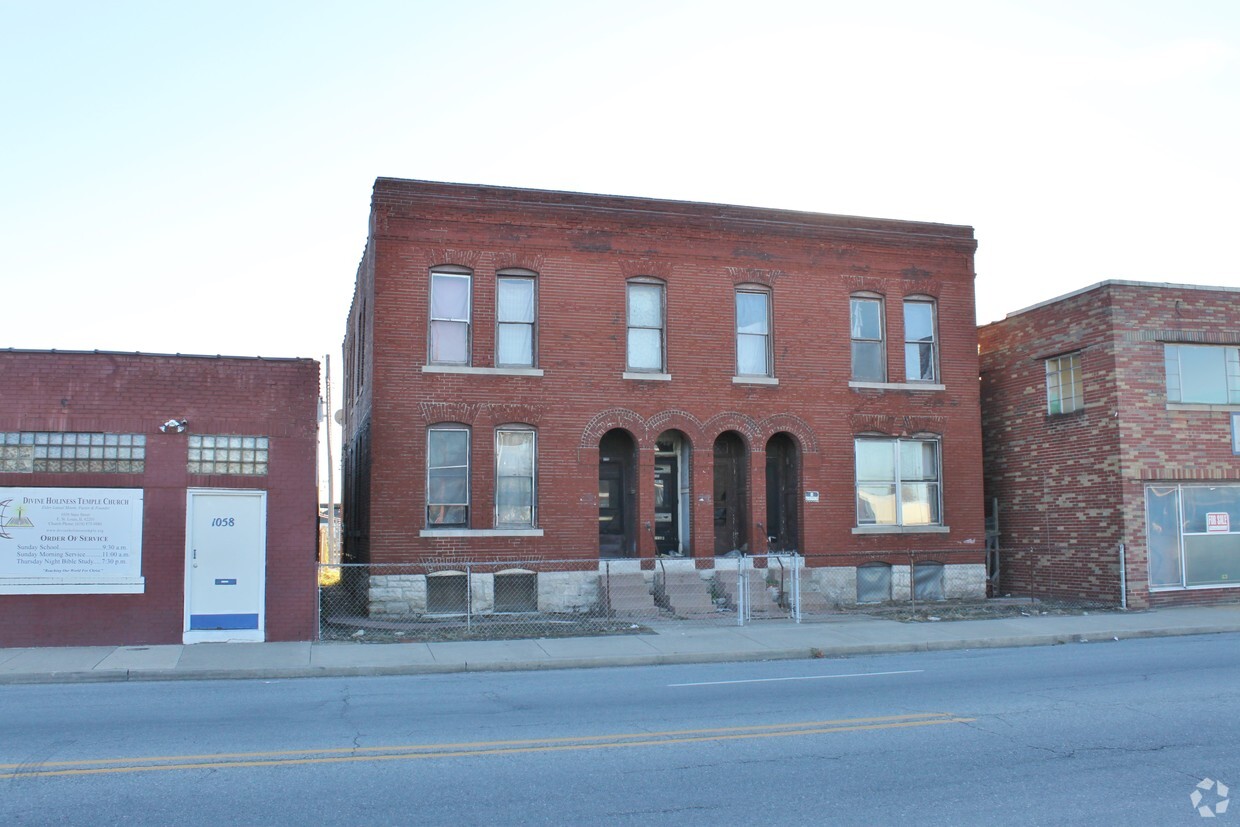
[850,294,886,382]
[1164,344,1240,405]
[735,286,772,378]
[428,267,472,366]
[854,436,942,527]
[626,279,666,373]
[495,427,536,528]
[496,270,537,368]
[427,426,470,527]
[1046,352,1083,415]
[903,297,938,383]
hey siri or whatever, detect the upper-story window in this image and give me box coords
[850,295,885,382]
[1165,344,1240,404]
[626,279,665,372]
[903,298,938,382]
[735,287,772,377]
[429,267,472,365]
[496,271,536,368]
[1046,352,1083,414]
[495,427,536,527]
[427,425,470,527]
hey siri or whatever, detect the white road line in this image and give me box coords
[669,670,924,687]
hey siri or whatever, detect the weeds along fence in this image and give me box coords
[317,549,1004,641]
[992,545,1123,610]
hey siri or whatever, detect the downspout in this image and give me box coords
[1119,542,1127,610]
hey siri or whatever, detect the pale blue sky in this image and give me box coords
[3,0,1238,495]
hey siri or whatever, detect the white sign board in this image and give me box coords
[804,491,820,503]
[1206,512,1230,534]
[0,487,144,593]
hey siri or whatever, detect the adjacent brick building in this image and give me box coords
[341,178,987,614]
[979,280,1240,608]
[0,350,319,646]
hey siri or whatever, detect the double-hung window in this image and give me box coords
[735,288,772,377]
[855,437,941,526]
[1165,344,1240,404]
[495,428,536,527]
[626,280,665,372]
[497,272,536,367]
[850,295,885,381]
[429,267,472,365]
[427,426,469,527]
[1046,353,1083,414]
[903,299,937,382]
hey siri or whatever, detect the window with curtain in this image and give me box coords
[429,268,471,365]
[626,280,665,372]
[736,288,771,376]
[496,273,536,367]
[495,428,536,527]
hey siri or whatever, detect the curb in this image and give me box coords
[1,624,1237,686]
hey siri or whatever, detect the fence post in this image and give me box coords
[909,551,916,612]
[736,557,746,626]
[792,554,801,624]
[466,563,472,632]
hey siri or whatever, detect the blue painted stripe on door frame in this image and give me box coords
[190,613,259,630]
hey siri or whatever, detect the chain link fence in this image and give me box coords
[990,545,1123,611]
[318,555,812,642]
[316,549,1080,640]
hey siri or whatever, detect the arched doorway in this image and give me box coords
[713,431,749,555]
[765,432,800,553]
[599,429,637,558]
[654,430,691,556]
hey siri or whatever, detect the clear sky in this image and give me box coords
[3,0,1238,498]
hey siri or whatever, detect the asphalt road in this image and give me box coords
[2,634,1238,825]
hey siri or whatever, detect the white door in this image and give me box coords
[185,490,266,643]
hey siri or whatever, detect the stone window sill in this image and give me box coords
[622,372,672,381]
[733,376,779,385]
[852,525,950,535]
[422,365,544,377]
[849,381,945,392]
[420,528,544,538]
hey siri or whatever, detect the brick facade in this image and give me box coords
[0,350,319,646]
[342,179,986,608]
[979,281,1240,608]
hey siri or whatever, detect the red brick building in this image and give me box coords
[0,350,319,646]
[979,281,1240,608]
[342,179,986,613]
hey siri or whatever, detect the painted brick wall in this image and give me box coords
[0,351,319,646]
[343,180,986,572]
[980,281,1240,608]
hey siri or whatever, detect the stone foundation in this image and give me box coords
[367,561,987,616]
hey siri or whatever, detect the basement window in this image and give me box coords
[494,571,538,613]
[426,572,469,614]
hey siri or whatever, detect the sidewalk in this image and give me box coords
[3,604,1240,685]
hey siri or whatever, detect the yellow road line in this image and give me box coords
[1,713,972,780]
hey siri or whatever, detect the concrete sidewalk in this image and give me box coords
[3,604,1240,685]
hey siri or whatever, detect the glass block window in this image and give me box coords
[0,432,146,473]
[188,435,270,475]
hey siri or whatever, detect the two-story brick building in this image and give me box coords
[341,179,986,615]
[980,280,1240,608]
